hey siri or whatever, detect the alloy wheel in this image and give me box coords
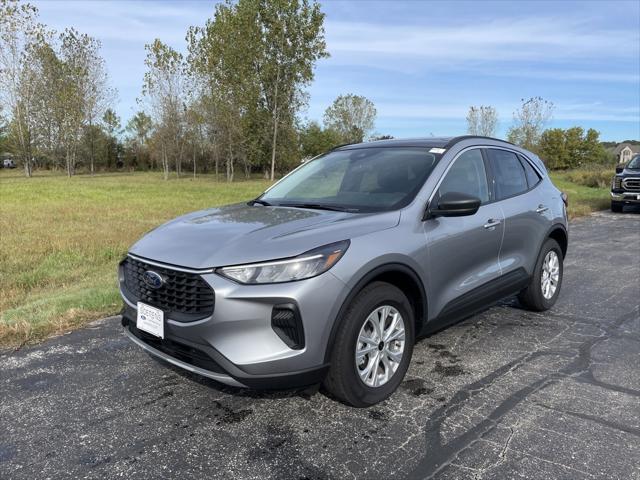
[541,250,560,300]
[355,305,406,387]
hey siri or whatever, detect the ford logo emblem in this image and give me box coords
[142,270,164,289]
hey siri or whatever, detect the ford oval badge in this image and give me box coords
[142,270,164,289]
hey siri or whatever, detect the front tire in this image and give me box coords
[323,281,415,407]
[518,238,563,311]
[611,201,623,213]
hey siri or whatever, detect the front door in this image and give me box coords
[423,148,504,319]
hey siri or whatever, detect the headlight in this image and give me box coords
[217,240,350,284]
[612,176,622,190]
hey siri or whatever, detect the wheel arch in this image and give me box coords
[547,224,568,259]
[324,263,427,363]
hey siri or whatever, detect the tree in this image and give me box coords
[537,127,607,169]
[298,120,342,158]
[126,111,153,169]
[256,0,329,181]
[82,38,113,175]
[142,39,186,180]
[0,0,43,177]
[187,0,328,181]
[507,97,554,151]
[466,105,498,137]
[323,94,376,144]
[102,108,120,168]
[57,28,105,176]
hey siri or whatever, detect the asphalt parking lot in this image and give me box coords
[1,210,639,480]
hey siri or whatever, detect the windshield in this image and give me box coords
[627,155,640,169]
[260,147,439,212]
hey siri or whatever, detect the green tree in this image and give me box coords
[126,111,153,169]
[187,0,328,181]
[538,127,607,169]
[323,94,376,144]
[256,0,329,180]
[299,120,342,158]
[102,108,120,168]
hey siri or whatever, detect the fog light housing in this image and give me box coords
[271,304,304,350]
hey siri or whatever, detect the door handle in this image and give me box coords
[536,205,549,214]
[483,219,501,229]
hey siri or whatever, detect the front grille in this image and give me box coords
[122,256,215,322]
[622,177,640,191]
[127,320,224,374]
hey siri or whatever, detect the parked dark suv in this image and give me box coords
[120,136,569,406]
[611,155,640,212]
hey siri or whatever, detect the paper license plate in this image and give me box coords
[137,302,164,338]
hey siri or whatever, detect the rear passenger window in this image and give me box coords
[487,149,528,200]
[519,155,541,188]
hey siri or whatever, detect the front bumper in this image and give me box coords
[119,260,348,389]
[611,191,640,204]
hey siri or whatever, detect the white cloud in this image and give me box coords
[373,101,639,123]
[325,16,639,65]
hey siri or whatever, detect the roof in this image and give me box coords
[614,143,640,155]
[336,135,515,150]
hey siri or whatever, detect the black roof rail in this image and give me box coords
[444,135,516,149]
[330,142,358,151]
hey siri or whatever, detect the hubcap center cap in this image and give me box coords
[378,341,384,351]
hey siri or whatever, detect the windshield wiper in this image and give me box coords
[248,198,271,206]
[278,202,357,212]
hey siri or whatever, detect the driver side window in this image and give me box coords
[437,149,489,203]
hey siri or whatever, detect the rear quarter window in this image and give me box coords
[486,149,529,200]
[518,154,542,188]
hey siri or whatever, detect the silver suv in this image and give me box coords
[119,136,568,406]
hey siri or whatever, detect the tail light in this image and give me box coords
[561,192,568,207]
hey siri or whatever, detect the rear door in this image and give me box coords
[486,148,549,277]
[424,148,504,318]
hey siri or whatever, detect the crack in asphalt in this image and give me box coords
[406,306,640,479]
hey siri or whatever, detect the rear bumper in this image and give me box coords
[121,309,329,390]
[611,191,640,204]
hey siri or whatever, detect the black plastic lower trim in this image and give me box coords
[423,267,530,335]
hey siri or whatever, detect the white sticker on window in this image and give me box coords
[429,148,446,154]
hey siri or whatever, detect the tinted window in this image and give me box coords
[519,155,541,187]
[487,149,528,200]
[261,147,439,212]
[438,149,489,203]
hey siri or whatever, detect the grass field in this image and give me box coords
[549,170,611,217]
[0,167,611,349]
[0,170,270,348]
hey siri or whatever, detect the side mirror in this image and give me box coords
[425,192,481,219]
[615,164,625,174]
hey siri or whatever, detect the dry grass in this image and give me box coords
[0,166,611,348]
[0,170,270,348]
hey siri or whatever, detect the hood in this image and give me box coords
[129,203,400,269]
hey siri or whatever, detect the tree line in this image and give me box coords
[1,0,616,180]
[0,0,379,180]
[465,97,613,169]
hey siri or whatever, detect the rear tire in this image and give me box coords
[611,202,623,213]
[323,281,415,407]
[518,238,563,312]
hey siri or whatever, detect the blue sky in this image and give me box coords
[33,0,640,141]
